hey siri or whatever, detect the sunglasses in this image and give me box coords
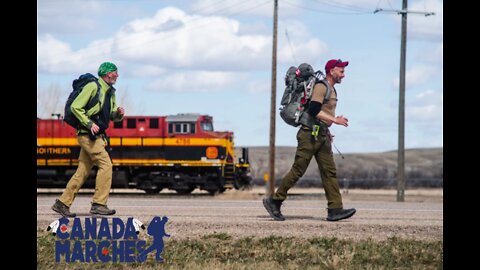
[332,59,343,68]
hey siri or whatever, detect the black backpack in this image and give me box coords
[279,63,330,127]
[63,73,101,129]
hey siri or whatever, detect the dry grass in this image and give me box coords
[38,231,442,269]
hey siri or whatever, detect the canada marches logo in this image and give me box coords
[46,216,170,263]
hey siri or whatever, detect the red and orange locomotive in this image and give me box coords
[37,113,251,194]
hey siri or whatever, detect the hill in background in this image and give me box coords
[236,147,443,188]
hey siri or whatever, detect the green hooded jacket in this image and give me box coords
[70,77,124,133]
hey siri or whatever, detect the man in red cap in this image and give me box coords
[263,59,356,221]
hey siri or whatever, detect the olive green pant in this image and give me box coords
[59,135,112,207]
[273,128,343,209]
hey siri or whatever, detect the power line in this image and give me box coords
[285,28,297,64]
[374,0,396,11]
[283,0,373,15]
[386,0,396,10]
[309,0,372,13]
[187,0,230,14]
[374,8,435,16]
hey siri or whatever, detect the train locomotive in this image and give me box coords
[37,113,252,194]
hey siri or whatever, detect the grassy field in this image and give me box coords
[37,231,442,269]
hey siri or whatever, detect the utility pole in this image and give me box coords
[268,0,278,196]
[375,1,435,202]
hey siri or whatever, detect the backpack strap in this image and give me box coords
[84,80,101,111]
[319,79,335,104]
[301,77,317,104]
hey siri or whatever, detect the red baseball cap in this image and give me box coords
[325,59,349,73]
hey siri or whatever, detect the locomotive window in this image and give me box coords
[170,122,193,134]
[150,118,159,129]
[138,118,146,122]
[175,123,183,133]
[114,121,123,128]
[127,119,136,129]
[201,122,213,131]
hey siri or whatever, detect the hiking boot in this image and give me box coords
[327,208,356,221]
[51,199,76,218]
[262,197,285,221]
[90,203,116,215]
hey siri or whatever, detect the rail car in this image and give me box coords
[37,113,252,194]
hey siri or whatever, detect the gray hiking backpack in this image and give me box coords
[279,63,331,127]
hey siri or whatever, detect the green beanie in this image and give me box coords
[98,62,118,77]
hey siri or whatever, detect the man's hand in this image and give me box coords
[91,122,100,135]
[117,107,125,116]
[334,115,349,127]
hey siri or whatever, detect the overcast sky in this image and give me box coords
[37,0,443,153]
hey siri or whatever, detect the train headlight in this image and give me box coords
[206,147,218,159]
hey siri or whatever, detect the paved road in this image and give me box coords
[37,189,443,241]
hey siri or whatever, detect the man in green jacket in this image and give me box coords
[52,62,125,217]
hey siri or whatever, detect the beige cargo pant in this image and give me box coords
[59,135,112,207]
